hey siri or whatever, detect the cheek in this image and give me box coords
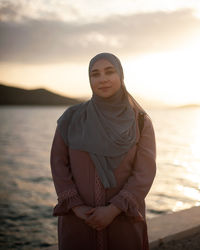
[90,81,98,93]
[112,77,121,90]
[90,78,97,87]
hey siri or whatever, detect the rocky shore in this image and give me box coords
[151,230,200,250]
[45,206,200,250]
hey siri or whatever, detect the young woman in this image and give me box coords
[50,52,156,250]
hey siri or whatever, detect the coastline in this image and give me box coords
[148,206,200,249]
[45,206,200,250]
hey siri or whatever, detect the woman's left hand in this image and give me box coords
[85,204,121,231]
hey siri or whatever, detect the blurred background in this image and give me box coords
[0,0,200,249]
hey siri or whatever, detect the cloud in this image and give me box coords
[0,0,82,22]
[0,0,23,21]
[0,7,200,64]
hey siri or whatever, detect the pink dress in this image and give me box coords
[50,106,156,250]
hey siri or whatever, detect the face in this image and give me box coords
[89,59,121,98]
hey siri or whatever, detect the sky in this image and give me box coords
[0,0,200,106]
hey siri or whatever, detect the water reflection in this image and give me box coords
[1,106,200,248]
[146,107,200,216]
[190,140,200,158]
[176,185,200,200]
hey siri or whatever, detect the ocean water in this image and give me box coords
[0,105,200,249]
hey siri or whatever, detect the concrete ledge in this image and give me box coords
[147,206,200,248]
[45,206,200,250]
[45,247,57,250]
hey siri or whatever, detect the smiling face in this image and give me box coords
[89,59,121,98]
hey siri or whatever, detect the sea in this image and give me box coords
[0,105,200,249]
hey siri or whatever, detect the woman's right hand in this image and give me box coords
[72,205,94,220]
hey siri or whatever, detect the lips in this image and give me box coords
[99,86,111,90]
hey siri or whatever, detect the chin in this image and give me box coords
[100,93,113,98]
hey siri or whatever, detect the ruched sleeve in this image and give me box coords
[109,115,156,220]
[50,127,84,216]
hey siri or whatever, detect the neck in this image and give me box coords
[92,88,125,104]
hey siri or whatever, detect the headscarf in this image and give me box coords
[57,53,137,188]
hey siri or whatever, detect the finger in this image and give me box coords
[85,218,96,226]
[85,219,100,228]
[96,226,104,231]
[85,219,97,227]
[85,208,96,215]
[87,222,98,230]
[85,214,97,224]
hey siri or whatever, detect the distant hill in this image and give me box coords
[176,104,200,109]
[0,83,82,105]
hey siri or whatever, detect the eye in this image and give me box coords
[106,70,115,75]
[90,72,100,77]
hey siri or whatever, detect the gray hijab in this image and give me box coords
[57,53,136,188]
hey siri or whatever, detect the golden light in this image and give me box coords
[0,62,91,99]
[177,185,200,201]
[190,140,200,159]
[193,3,200,19]
[190,109,200,159]
[124,37,200,105]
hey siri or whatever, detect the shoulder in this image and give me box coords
[57,101,89,123]
[133,104,154,135]
[144,113,153,128]
[141,113,155,141]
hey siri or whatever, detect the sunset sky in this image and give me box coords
[0,0,200,106]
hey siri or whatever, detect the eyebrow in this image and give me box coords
[91,66,115,73]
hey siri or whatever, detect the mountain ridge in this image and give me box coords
[1,83,199,109]
[0,83,82,105]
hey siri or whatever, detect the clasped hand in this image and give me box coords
[72,204,121,231]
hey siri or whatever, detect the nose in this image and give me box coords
[99,73,108,84]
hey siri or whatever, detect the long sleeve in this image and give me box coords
[109,115,156,220]
[50,127,84,216]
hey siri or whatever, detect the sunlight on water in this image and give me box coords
[190,113,200,159]
[173,159,189,168]
[176,185,200,200]
[146,107,200,217]
[190,140,200,159]
[172,201,186,212]
[0,106,200,248]
[186,171,200,185]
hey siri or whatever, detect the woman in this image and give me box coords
[50,52,156,250]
